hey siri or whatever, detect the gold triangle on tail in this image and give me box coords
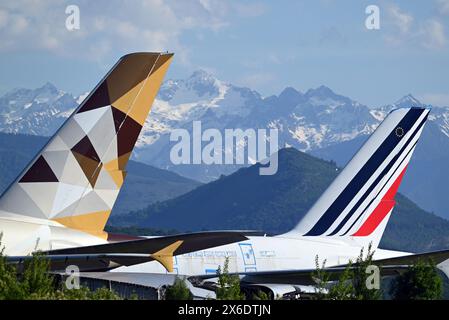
[150,240,183,272]
[52,210,110,239]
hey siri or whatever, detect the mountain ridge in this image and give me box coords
[2,73,449,220]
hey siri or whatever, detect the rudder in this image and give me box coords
[282,107,430,249]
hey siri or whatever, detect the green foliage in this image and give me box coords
[313,245,382,300]
[18,252,55,299]
[53,286,92,300]
[312,255,330,299]
[0,240,123,300]
[165,277,193,300]
[328,262,354,300]
[89,287,122,300]
[390,259,443,300]
[252,290,269,300]
[0,242,23,299]
[216,257,244,300]
[351,244,382,300]
[51,286,122,300]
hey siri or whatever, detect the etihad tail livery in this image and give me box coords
[0,52,248,272]
[114,107,449,298]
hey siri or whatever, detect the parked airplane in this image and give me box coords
[0,52,249,272]
[1,52,446,299]
[109,106,449,298]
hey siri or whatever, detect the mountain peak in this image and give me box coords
[188,69,217,83]
[303,85,355,108]
[39,82,58,92]
[305,85,337,98]
[394,94,422,107]
[279,87,302,99]
[274,86,304,109]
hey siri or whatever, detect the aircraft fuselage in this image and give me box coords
[114,235,410,276]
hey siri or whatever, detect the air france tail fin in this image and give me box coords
[283,107,430,249]
[0,52,173,238]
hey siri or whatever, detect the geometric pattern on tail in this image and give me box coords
[0,52,173,238]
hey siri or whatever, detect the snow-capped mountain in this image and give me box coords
[3,72,449,219]
[0,82,78,136]
[0,70,444,182]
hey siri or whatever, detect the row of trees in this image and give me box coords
[165,258,248,300]
[0,246,122,300]
[313,245,443,300]
[165,247,445,300]
[0,241,444,300]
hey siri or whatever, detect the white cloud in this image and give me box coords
[437,0,449,15]
[421,19,446,49]
[0,0,263,61]
[385,4,447,49]
[388,5,414,34]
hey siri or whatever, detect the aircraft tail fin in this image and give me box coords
[0,52,173,238]
[282,107,430,249]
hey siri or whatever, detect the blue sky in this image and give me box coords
[0,0,448,106]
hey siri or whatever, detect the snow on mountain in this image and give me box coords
[0,71,444,181]
[0,82,78,136]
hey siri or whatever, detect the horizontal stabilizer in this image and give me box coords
[7,231,248,272]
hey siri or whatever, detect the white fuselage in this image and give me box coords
[0,214,411,277]
[113,234,411,276]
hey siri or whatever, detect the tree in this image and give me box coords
[165,277,193,300]
[216,257,244,300]
[252,290,269,300]
[19,252,56,299]
[351,244,382,300]
[312,255,330,299]
[0,237,123,300]
[328,262,355,300]
[51,285,123,300]
[390,259,443,300]
[312,244,382,300]
[0,239,23,299]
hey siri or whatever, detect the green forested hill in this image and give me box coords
[3,132,449,253]
[111,148,449,253]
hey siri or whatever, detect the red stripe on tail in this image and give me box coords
[352,165,408,237]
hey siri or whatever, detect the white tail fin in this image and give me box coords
[283,107,430,249]
[0,52,173,238]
